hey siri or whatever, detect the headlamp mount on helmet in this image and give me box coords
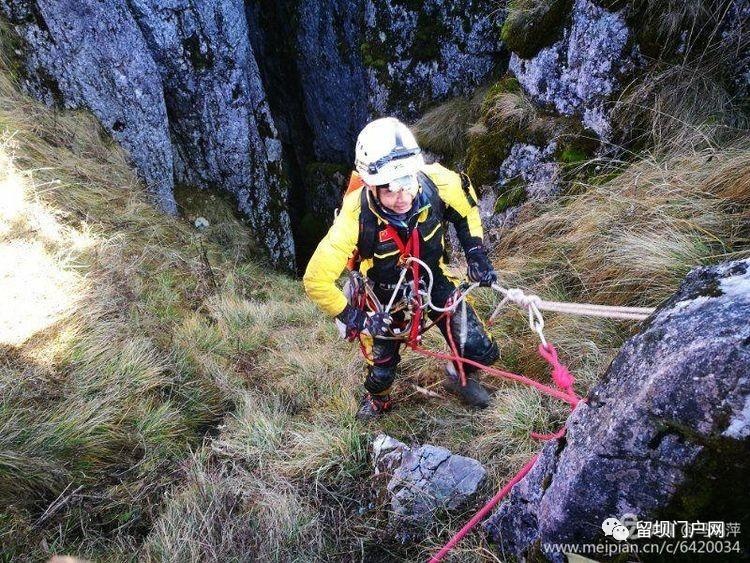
[365,147,422,176]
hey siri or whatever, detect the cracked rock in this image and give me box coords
[372,434,486,543]
[485,259,750,562]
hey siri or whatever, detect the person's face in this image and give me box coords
[372,174,419,214]
[376,186,416,214]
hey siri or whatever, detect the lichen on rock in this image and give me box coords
[485,258,750,562]
[510,0,640,139]
[363,0,505,119]
[496,141,561,206]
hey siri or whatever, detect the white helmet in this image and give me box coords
[355,117,425,190]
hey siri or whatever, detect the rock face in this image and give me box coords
[364,0,506,120]
[1,0,295,268]
[372,434,487,543]
[270,0,507,162]
[127,0,295,267]
[485,259,750,561]
[497,142,561,201]
[2,0,507,268]
[510,0,639,139]
[0,0,177,214]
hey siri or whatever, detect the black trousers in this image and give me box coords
[363,271,499,396]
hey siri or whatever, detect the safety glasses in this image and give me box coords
[380,174,419,194]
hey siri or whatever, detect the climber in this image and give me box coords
[303,117,499,420]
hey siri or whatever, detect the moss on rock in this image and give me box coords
[501,0,573,59]
[494,180,528,213]
[465,77,527,186]
[464,74,603,190]
[466,125,515,187]
[359,41,388,72]
[481,76,522,113]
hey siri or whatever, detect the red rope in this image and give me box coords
[428,454,540,563]
[409,343,581,407]
[530,426,567,441]
[351,230,582,561]
[384,225,424,343]
[537,342,575,395]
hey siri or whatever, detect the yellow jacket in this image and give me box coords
[303,163,483,317]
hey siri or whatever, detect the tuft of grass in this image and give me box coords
[629,0,748,64]
[411,90,486,163]
[613,63,750,154]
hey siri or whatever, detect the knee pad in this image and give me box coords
[464,334,499,369]
[365,365,396,395]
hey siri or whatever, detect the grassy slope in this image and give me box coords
[1,35,749,563]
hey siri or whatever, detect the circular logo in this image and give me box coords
[602,517,621,535]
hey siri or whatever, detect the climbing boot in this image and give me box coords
[443,363,491,409]
[356,393,392,421]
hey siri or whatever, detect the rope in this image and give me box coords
[410,344,581,407]
[490,285,655,322]
[530,426,567,441]
[537,343,575,395]
[349,248,651,560]
[380,259,655,343]
[428,454,540,563]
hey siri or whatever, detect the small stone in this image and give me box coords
[194,217,210,229]
[372,435,487,543]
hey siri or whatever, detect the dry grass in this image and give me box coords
[629,0,748,65]
[412,90,487,161]
[613,63,750,154]
[494,143,750,302]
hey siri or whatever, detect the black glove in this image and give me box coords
[466,245,497,287]
[337,304,392,340]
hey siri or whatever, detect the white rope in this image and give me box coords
[374,258,656,344]
[490,284,655,321]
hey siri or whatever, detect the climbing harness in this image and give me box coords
[345,236,655,561]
